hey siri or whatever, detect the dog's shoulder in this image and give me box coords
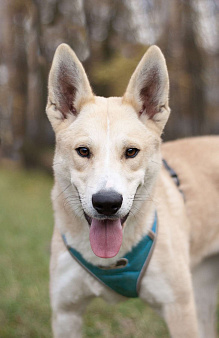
[162,135,219,161]
[162,136,219,189]
[162,136,219,263]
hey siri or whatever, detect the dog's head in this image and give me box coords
[47,44,170,259]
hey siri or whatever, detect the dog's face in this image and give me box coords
[47,44,170,259]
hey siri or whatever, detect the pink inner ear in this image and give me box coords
[58,81,77,118]
[139,102,158,119]
[69,103,77,116]
[139,68,160,119]
[139,104,146,116]
[55,62,78,119]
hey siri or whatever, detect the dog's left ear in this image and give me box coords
[46,43,94,133]
[123,46,170,133]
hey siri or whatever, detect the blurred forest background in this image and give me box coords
[0,0,219,170]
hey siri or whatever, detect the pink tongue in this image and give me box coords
[89,219,123,258]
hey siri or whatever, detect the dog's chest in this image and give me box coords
[139,261,175,307]
[53,251,123,308]
[53,246,175,312]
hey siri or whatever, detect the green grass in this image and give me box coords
[0,169,53,337]
[84,299,168,338]
[0,169,218,337]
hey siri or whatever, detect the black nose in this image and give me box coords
[92,190,123,216]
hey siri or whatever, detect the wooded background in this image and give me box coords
[0,0,218,169]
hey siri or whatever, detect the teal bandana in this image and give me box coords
[62,214,157,298]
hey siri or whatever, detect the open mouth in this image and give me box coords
[84,213,129,259]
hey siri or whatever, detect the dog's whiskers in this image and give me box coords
[53,162,63,166]
[150,160,161,165]
[54,183,72,201]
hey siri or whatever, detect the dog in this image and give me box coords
[46,43,219,338]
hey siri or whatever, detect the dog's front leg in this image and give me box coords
[52,310,82,338]
[163,292,199,338]
[52,301,89,338]
[141,256,200,337]
[50,249,94,337]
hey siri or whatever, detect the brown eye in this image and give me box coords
[76,147,90,158]
[125,148,139,158]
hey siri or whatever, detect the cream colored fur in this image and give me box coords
[47,44,219,338]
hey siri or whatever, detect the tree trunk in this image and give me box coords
[0,0,28,161]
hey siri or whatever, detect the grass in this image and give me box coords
[0,169,53,337]
[0,168,218,337]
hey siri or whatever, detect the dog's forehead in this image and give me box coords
[63,96,150,147]
[80,96,145,133]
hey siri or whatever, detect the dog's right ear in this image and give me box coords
[123,46,170,134]
[46,44,94,132]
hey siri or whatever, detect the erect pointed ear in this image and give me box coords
[123,46,170,133]
[46,43,94,132]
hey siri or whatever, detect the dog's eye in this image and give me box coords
[125,148,139,158]
[76,147,90,158]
